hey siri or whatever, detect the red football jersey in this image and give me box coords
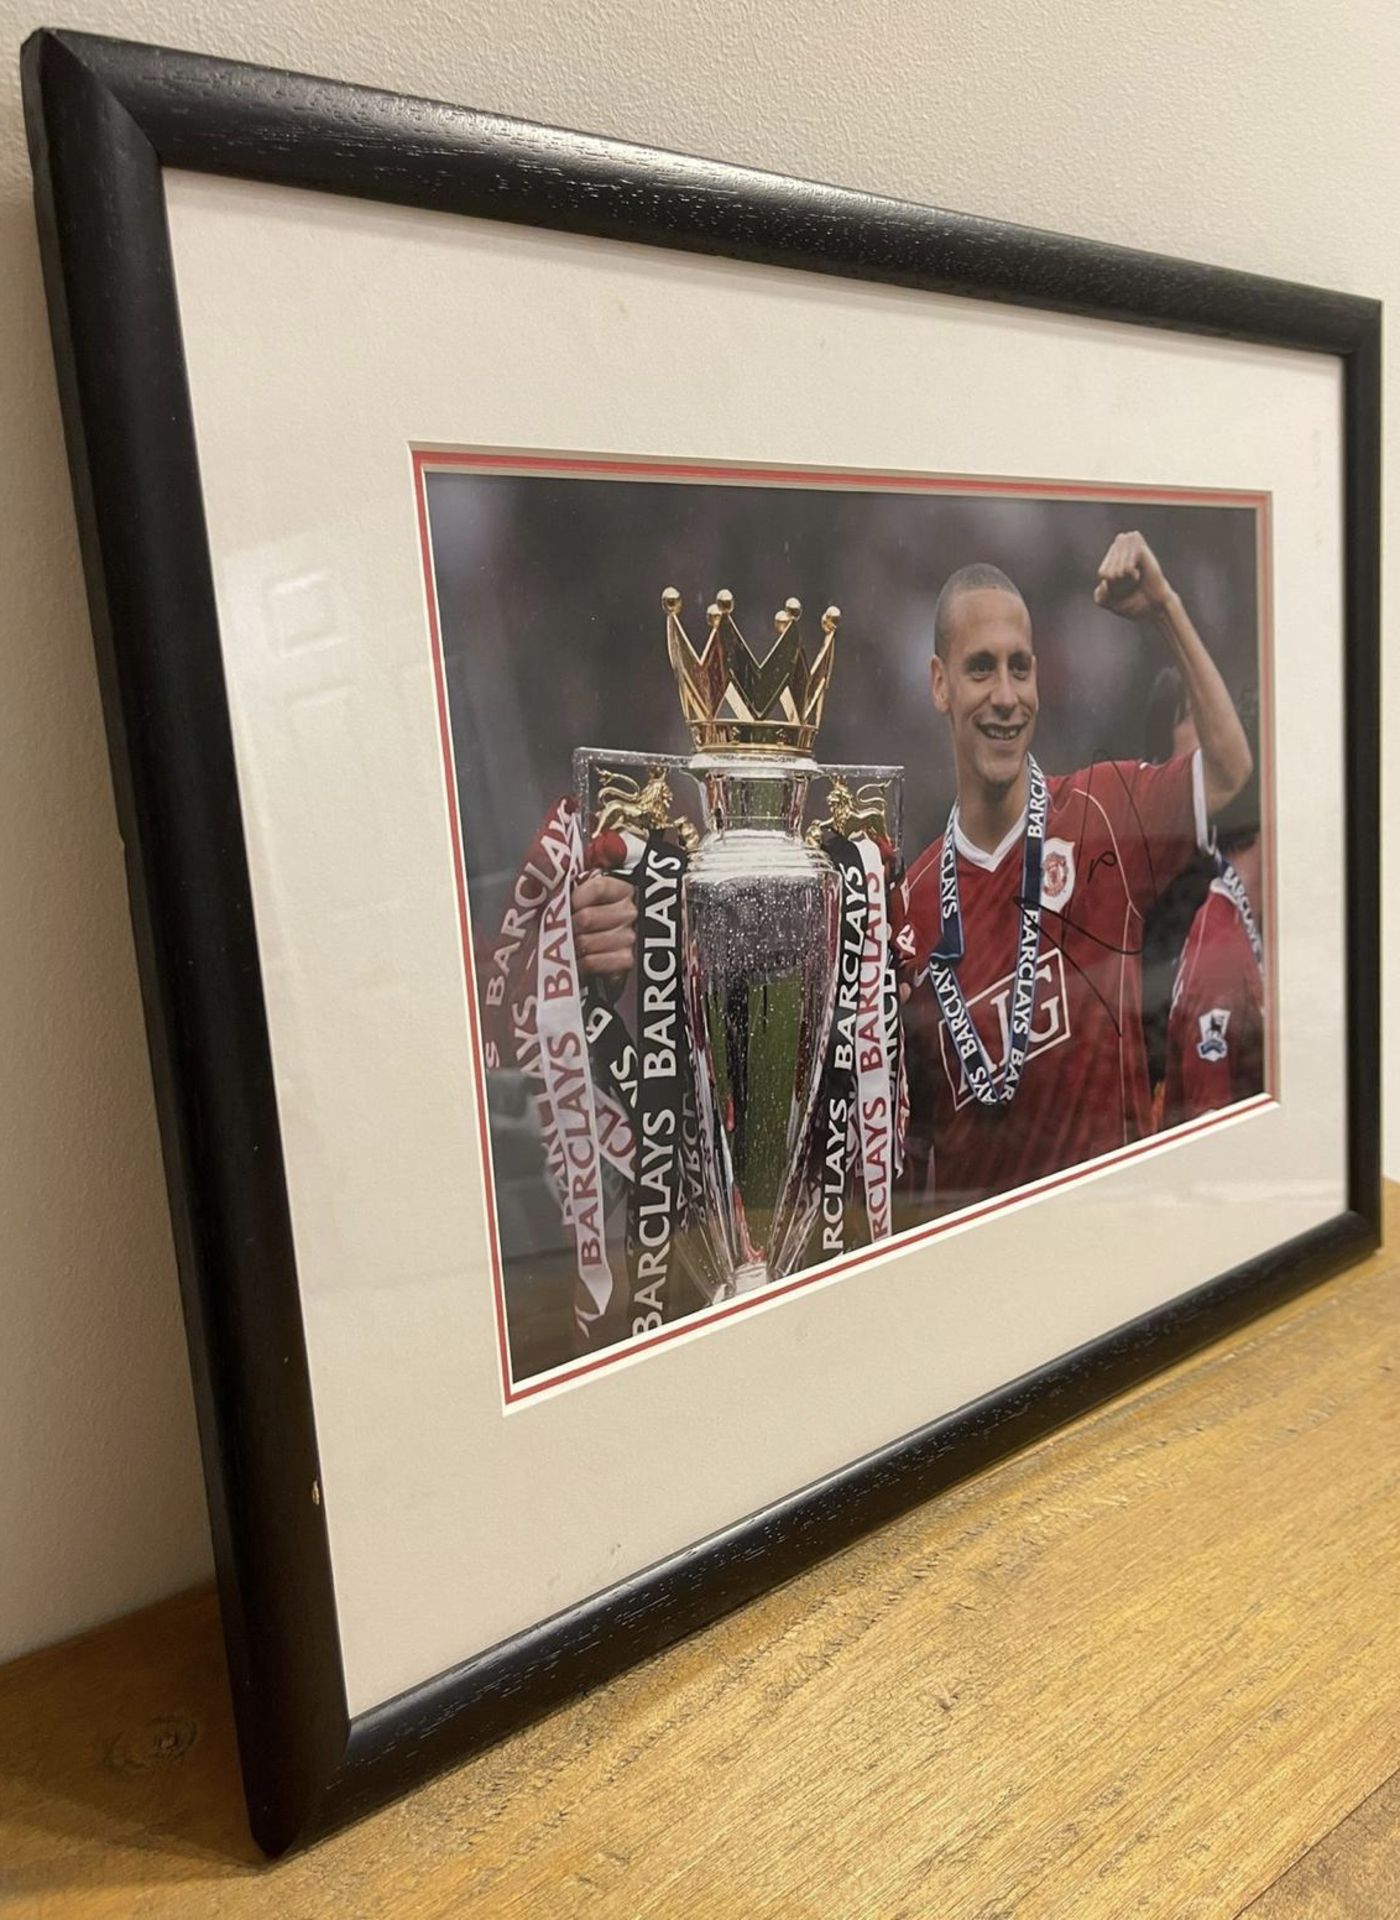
[1161,880,1265,1129]
[900,752,1207,1217]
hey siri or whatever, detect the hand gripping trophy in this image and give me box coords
[484,588,907,1355]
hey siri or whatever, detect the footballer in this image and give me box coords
[1159,689,1266,1129]
[898,532,1253,1216]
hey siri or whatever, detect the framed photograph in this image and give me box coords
[24,29,1380,1854]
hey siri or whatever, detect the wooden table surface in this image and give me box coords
[3,1193,1398,1918]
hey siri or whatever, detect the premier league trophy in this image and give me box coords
[488,584,906,1348]
[665,587,845,1295]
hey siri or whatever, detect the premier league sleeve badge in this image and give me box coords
[1197,1007,1231,1061]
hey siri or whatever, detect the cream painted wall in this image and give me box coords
[0,0,1392,1662]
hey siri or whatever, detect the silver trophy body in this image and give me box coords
[683,752,839,1294]
[576,744,902,1306]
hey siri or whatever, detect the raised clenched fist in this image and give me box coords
[570,872,637,982]
[1093,530,1174,621]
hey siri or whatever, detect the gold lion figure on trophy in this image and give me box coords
[804,778,890,849]
[593,766,700,852]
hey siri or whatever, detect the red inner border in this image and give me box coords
[411,449,1277,1406]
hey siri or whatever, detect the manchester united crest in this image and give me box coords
[1040,836,1077,908]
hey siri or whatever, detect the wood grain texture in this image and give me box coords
[3,1187,1397,1918]
[1244,1767,1400,1918]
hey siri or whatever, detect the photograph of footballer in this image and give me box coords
[418,454,1270,1388]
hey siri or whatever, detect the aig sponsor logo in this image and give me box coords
[937,945,1071,1108]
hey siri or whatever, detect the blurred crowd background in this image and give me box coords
[430,468,1263,923]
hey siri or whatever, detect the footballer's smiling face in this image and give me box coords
[930,587,1039,795]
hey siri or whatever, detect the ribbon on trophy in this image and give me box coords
[480,795,575,1074]
[479,796,631,1195]
[812,831,867,1260]
[854,835,894,1239]
[482,769,709,1344]
[584,773,717,1331]
[481,799,626,1336]
[623,828,690,1337]
[806,781,907,1259]
[887,852,909,1181]
[532,812,617,1331]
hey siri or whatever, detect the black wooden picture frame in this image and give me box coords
[22,28,1381,1856]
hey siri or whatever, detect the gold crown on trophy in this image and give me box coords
[663,587,840,755]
